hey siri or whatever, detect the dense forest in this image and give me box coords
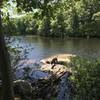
[2,0,100,37]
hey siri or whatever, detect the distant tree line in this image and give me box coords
[2,0,100,38]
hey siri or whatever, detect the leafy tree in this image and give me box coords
[16,0,61,36]
[92,12,100,36]
[1,0,100,37]
[51,13,66,37]
[40,16,51,36]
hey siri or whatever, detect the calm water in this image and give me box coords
[7,36,100,99]
[9,36,100,61]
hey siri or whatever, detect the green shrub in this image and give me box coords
[70,57,100,100]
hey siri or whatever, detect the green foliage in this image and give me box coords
[51,13,66,37]
[2,0,100,37]
[70,57,100,100]
[92,12,100,36]
[40,16,51,36]
[6,37,27,67]
[2,13,38,35]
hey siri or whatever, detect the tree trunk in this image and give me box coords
[0,1,14,100]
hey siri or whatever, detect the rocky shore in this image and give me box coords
[1,54,76,100]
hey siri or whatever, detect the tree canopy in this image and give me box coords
[1,0,100,37]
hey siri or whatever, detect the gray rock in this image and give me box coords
[13,80,33,100]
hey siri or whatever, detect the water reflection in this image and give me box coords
[9,36,100,61]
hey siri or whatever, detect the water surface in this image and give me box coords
[9,36,100,61]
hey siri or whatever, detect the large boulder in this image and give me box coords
[41,64,72,77]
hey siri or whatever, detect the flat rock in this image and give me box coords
[40,54,76,64]
[41,64,71,76]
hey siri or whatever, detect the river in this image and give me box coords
[8,36,100,61]
[6,36,100,99]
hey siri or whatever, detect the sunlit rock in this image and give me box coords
[41,64,69,75]
[40,54,76,64]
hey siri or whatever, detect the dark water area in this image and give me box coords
[9,36,100,61]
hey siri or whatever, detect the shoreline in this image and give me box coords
[5,35,100,39]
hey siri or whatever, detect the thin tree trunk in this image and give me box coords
[0,0,14,100]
